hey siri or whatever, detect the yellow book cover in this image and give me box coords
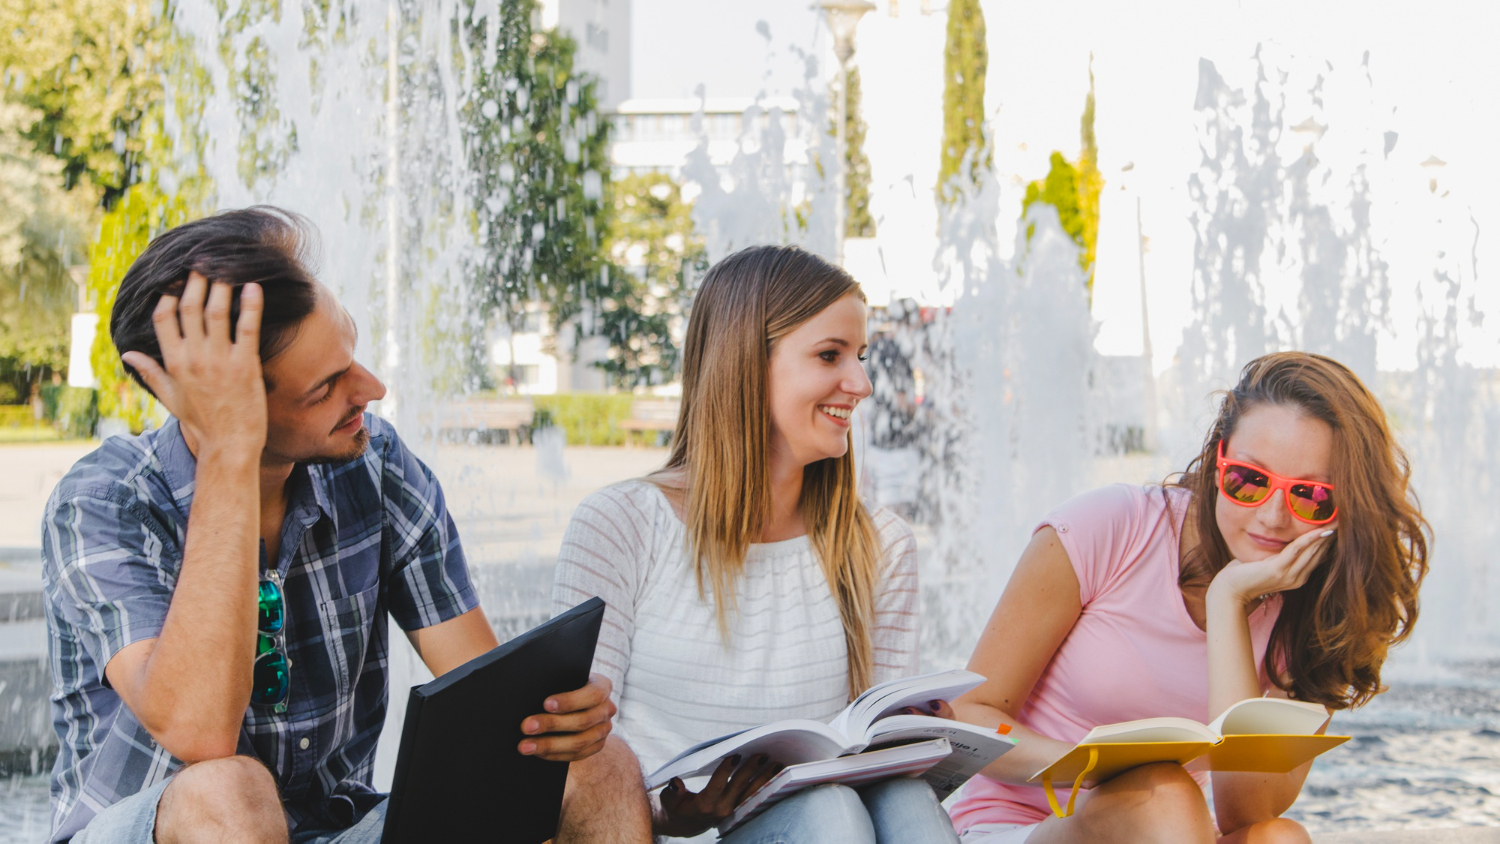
[1027,698,1350,818]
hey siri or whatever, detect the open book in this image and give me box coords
[645,670,1017,829]
[1029,697,1350,818]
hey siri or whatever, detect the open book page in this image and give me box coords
[1207,697,1330,736]
[717,739,953,836]
[828,669,988,738]
[645,669,993,793]
[643,721,853,790]
[1202,697,1344,774]
[1078,717,1219,745]
[864,715,1018,799]
[1032,698,1348,794]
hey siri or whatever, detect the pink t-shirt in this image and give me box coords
[949,484,1281,830]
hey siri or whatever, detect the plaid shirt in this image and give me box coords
[41,414,477,842]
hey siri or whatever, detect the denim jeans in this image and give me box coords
[721,778,960,844]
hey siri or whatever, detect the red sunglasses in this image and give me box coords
[1215,442,1337,525]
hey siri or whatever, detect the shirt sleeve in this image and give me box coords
[379,428,480,631]
[550,484,652,707]
[42,487,178,676]
[870,508,921,685]
[1038,484,1148,606]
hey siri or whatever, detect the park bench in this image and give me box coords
[438,397,536,445]
[619,399,680,446]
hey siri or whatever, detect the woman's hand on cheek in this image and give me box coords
[1208,524,1337,608]
[655,754,784,837]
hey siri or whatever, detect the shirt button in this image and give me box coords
[1057,524,1069,533]
[299,737,310,750]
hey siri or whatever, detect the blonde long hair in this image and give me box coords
[657,245,884,699]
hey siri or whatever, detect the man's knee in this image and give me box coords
[565,735,646,804]
[558,737,651,843]
[157,756,285,844]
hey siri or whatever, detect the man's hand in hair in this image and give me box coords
[121,272,267,459]
[108,272,269,760]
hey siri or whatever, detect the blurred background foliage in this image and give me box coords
[1022,65,1102,296]
[2,0,705,441]
[466,0,695,393]
[600,172,703,389]
[937,0,991,207]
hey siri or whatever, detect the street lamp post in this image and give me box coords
[815,0,875,266]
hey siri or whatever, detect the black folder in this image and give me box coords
[382,597,606,843]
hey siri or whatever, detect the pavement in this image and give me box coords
[1320,831,1500,842]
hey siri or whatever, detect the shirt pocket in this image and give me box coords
[320,583,381,700]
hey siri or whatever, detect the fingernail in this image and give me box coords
[1320,529,1335,537]
[664,780,678,794]
[545,698,559,712]
[729,755,742,766]
[755,754,770,766]
[523,719,537,734]
[929,699,944,711]
[519,741,535,755]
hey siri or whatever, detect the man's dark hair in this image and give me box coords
[111,206,322,395]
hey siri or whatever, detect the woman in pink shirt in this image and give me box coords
[950,352,1429,844]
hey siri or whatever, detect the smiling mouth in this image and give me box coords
[818,405,852,421]
[332,410,364,434]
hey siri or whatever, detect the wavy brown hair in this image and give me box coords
[656,245,883,700]
[1173,352,1429,709]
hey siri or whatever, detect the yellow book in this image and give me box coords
[1027,698,1350,818]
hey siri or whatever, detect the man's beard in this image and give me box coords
[302,427,371,465]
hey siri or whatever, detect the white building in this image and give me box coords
[537,0,631,110]
[607,96,806,177]
[489,305,609,394]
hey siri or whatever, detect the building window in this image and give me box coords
[586,22,608,53]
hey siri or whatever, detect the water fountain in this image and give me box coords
[3,0,1497,835]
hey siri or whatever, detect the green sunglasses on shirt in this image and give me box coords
[254,569,290,713]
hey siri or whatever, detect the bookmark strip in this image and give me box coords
[1042,746,1099,819]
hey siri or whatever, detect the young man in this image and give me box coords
[42,208,650,843]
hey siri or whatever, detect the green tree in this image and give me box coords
[0,100,91,402]
[2,0,212,428]
[599,173,705,388]
[840,67,875,238]
[1022,63,1102,293]
[86,184,195,431]
[936,0,991,206]
[0,0,170,205]
[465,0,613,386]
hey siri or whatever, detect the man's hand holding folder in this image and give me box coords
[518,673,618,760]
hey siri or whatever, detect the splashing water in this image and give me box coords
[3,4,1497,832]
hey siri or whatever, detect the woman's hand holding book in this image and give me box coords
[654,754,787,837]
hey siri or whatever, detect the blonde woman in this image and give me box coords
[551,246,960,843]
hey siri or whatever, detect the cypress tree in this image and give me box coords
[936,0,991,206]
[844,66,876,237]
[1022,60,1102,294]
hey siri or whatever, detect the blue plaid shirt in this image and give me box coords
[41,414,478,842]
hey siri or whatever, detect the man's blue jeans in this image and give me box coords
[721,778,960,844]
